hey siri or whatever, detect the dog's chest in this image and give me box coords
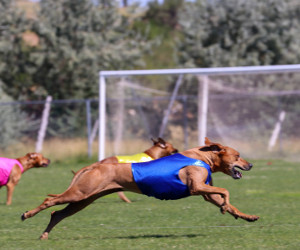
[0,158,23,186]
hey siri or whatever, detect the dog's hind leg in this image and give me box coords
[21,188,87,220]
[39,196,97,240]
[117,191,131,203]
[22,165,117,220]
[39,189,121,240]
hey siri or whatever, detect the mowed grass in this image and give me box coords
[0,157,299,250]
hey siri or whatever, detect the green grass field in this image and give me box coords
[0,157,299,249]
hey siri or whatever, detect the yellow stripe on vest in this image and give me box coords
[116,153,153,163]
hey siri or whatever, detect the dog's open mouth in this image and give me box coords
[41,161,50,167]
[232,166,243,179]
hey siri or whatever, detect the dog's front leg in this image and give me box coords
[189,181,231,208]
[184,167,259,222]
[203,193,259,222]
[6,169,21,205]
[6,182,16,205]
[187,169,231,208]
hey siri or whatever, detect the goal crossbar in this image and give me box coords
[99,64,300,77]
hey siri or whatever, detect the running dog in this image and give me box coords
[99,137,178,203]
[22,138,259,240]
[0,153,50,205]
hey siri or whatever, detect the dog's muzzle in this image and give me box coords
[42,159,50,167]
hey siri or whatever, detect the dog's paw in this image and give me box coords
[245,215,260,222]
[21,212,28,221]
[39,232,49,240]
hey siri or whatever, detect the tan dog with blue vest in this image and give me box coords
[22,138,259,240]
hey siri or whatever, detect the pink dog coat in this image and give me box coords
[0,158,24,186]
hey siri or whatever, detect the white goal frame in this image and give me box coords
[98,64,300,160]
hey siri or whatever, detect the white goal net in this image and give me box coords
[98,65,300,161]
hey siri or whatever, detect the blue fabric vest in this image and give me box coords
[131,153,211,200]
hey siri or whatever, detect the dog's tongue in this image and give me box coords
[233,168,242,179]
[237,171,242,178]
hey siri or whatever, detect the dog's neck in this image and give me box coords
[17,157,33,172]
[144,146,169,160]
[201,152,222,173]
[181,149,221,173]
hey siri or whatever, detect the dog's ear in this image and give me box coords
[199,144,224,154]
[157,137,166,144]
[27,153,38,159]
[156,137,167,149]
[151,138,158,145]
[205,137,211,145]
[204,138,226,154]
[152,137,167,148]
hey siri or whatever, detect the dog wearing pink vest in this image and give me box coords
[0,153,50,205]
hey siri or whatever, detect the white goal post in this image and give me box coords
[98,64,300,160]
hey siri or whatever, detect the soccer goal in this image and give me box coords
[98,64,300,161]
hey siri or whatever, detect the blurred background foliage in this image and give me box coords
[0,0,299,100]
[0,0,300,152]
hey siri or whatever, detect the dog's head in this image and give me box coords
[151,137,178,155]
[24,153,51,168]
[200,137,252,179]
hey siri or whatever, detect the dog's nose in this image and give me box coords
[248,163,253,169]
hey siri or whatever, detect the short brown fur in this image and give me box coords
[22,138,259,240]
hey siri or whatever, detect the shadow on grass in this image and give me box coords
[104,233,206,240]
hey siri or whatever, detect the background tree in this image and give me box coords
[0,0,37,100]
[144,0,184,29]
[176,0,300,68]
[0,86,36,148]
[33,0,152,100]
[0,0,154,139]
[0,0,152,101]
